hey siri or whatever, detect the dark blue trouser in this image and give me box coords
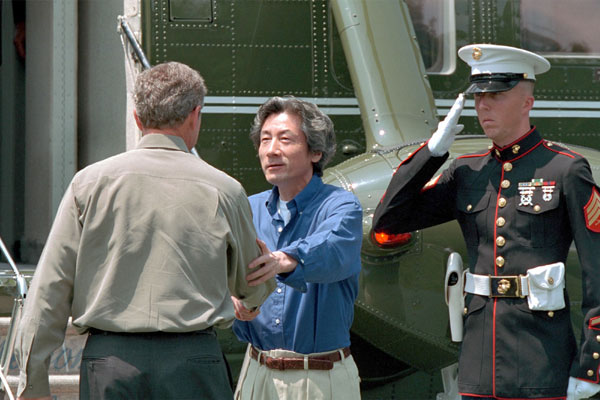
[80,328,232,400]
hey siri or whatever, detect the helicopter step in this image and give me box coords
[0,317,82,399]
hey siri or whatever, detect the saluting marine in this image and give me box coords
[373,44,600,400]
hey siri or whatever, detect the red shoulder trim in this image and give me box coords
[457,150,491,160]
[543,142,576,158]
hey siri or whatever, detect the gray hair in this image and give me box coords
[133,62,207,129]
[250,96,336,176]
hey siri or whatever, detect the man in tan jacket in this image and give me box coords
[15,61,275,400]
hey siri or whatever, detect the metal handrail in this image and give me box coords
[117,16,151,70]
[0,236,27,399]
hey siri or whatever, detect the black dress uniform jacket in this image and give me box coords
[373,128,600,399]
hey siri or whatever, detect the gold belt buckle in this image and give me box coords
[489,275,524,298]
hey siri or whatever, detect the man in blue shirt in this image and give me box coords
[232,96,363,399]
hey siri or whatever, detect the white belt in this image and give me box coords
[465,272,530,298]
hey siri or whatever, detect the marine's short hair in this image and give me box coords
[250,96,336,177]
[134,62,207,129]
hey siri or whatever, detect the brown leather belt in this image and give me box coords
[250,346,351,371]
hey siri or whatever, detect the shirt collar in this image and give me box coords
[136,133,190,153]
[490,127,542,162]
[266,174,323,216]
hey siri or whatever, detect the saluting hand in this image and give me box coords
[428,93,465,156]
[246,239,297,286]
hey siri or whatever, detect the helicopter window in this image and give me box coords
[405,0,456,75]
[169,0,213,22]
[520,0,600,57]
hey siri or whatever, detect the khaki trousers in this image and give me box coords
[235,345,361,400]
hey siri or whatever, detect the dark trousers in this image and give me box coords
[80,328,233,400]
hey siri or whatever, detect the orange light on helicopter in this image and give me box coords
[371,231,412,248]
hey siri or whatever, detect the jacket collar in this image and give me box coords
[136,133,190,153]
[490,127,542,162]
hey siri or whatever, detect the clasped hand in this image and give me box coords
[231,239,297,321]
[246,239,297,286]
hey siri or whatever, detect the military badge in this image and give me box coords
[583,187,600,233]
[518,179,555,206]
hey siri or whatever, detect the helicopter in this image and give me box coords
[1,0,600,398]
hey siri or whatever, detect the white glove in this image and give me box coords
[428,93,466,156]
[567,377,600,400]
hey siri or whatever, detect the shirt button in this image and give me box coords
[277,227,283,233]
[501,179,510,189]
[275,319,280,325]
[498,198,507,207]
[466,204,473,211]
[547,311,554,318]
[503,162,513,172]
[496,217,506,227]
[277,288,282,294]
[534,205,541,212]
[597,335,600,343]
[496,256,505,267]
[594,352,600,360]
[300,259,304,263]
[588,370,594,377]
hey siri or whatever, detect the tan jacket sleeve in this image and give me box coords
[15,184,80,398]
[224,188,275,309]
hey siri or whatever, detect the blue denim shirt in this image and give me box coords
[233,175,363,353]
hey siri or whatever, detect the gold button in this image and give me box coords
[546,141,554,147]
[497,217,506,227]
[594,352,600,360]
[548,277,554,285]
[496,236,506,247]
[547,311,554,318]
[467,204,473,211]
[596,335,600,342]
[498,198,507,207]
[496,256,505,267]
[512,145,520,154]
[463,307,468,315]
[534,205,541,212]
[503,163,513,172]
[501,180,510,189]
[588,370,594,377]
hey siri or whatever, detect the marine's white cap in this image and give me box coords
[458,44,550,94]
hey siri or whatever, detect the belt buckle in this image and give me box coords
[489,275,523,298]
